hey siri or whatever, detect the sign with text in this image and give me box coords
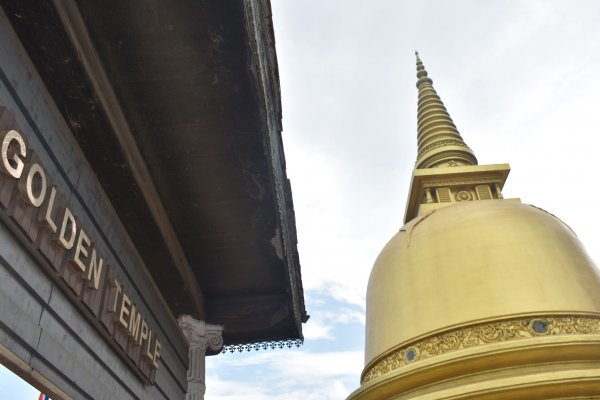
[0,109,160,384]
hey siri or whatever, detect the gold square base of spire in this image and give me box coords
[404,164,511,223]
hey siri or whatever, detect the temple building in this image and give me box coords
[348,54,600,399]
[0,1,306,399]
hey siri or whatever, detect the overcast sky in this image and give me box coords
[207,0,600,398]
[5,1,600,399]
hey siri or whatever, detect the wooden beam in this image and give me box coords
[51,0,205,316]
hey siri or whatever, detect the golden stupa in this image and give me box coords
[347,53,600,399]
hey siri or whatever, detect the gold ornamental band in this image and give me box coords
[361,316,600,384]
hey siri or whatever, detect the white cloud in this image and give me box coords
[275,0,600,308]
[303,319,334,340]
[211,350,362,377]
[208,1,600,397]
[206,377,274,400]
[206,351,363,400]
[4,2,600,400]
[296,305,364,341]
[207,376,352,400]
[321,309,365,326]
[284,0,597,309]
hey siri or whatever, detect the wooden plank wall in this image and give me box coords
[0,9,188,400]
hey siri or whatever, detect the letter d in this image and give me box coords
[58,207,77,249]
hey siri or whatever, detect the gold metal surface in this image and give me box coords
[362,315,600,383]
[349,339,600,399]
[348,53,600,399]
[403,163,511,223]
[365,200,600,366]
[415,52,476,169]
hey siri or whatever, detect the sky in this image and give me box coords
[4,0,600,399]
[207,0,600,398]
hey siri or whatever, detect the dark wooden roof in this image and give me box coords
[1,0,306,347]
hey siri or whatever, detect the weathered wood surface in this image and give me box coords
[0,9,187,399]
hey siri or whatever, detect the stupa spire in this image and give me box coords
[414,52,477,168]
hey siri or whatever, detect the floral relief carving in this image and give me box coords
[362,316,600,384]
[422,177,502,188]
[419,139,470,156]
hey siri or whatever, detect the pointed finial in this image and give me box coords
[414,54,477,168]
[415,51,422,64]
[415,51,432,88]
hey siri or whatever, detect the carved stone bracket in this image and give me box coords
[178,315,224,400]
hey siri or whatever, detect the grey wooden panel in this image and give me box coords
[65,188,189,387]
[0,241,182,399]
[0,81,187,395]
[0,259,43,350]
[75,173,190,364]
[0,9,189,398]
[152,334,188,397]
[0,7,188,369]
[0,222,52,304]
[38,309,134,400]
[44,284,177,400]
[29,354,89,400]
[63,176,188,390]
[0,326,32,367]
[153,357,187,400]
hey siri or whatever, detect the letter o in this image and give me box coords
[26,163,47,207]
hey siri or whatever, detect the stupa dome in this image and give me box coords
[358,200,600,397]
[348,53,600,399]
[366,200,600,363]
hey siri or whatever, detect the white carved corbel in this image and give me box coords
[178,315,224,400]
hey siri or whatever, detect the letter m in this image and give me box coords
[129,304,142,342]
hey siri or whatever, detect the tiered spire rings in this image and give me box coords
[415,51,477,168]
